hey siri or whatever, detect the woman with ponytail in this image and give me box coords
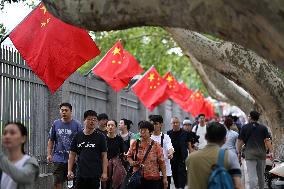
[0,122,39,189]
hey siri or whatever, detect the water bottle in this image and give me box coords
[67,179,73,189]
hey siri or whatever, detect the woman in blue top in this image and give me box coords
[222,117,239,154]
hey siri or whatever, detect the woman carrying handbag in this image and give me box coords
[127,121,168,189]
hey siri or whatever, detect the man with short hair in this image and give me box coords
[187,122,242,189]
[237,110,273,189]
[67,110,108,189]
[47,103,82,189]
[167,117,192,189]
[192,114,207,150]
[150,115,174,189]
[97,113,108,136]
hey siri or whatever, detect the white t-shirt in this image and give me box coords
[1,155,30,189]
[151,133,174,176]
[192,124,207,150]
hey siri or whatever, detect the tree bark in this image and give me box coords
[42,0,284,70]
[188,51,256,114]
[186,53,228,102]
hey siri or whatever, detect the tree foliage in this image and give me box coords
[1,0,37,10]
[0,23,6,39]
[80,27,207,94]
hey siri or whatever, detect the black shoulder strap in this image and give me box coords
[194,124,199,133]
[141,140,154,165]
[134,140,140,161]
[161,133,164,148]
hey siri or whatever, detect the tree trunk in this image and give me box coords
[186,53,228,102]
[188,51,256,114]
[42,0,284,70]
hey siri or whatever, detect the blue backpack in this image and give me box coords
[208,149,234,189]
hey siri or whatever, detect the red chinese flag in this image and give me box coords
[9,3,100,93]
[163,72,186,109]
[179,82,193,101]
[186,90,205,116]
[132,66,169,111]
[92,41,144,91]
[203,100,215,119]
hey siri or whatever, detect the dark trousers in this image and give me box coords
[160,176,171,189]
[76,177,100,189]
[138,178,160,189]
[171,160,187,188]
[103,180,122,189]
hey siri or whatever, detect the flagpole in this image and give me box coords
[0,2,41,45]
[84,69,93,76]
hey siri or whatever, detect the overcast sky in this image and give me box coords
[0,2,33,47]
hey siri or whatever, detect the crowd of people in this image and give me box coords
[0,102,274,189]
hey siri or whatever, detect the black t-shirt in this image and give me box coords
[70,130,107,178]
[97,128,108,137]
[167,129,190,161]
[187,131,199,144]
[106,135,124,160]
[238,122,270,160]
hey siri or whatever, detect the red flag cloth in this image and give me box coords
[186,90,205,117]
[203,100,215,119]
[9,3,100,93]
[163,72,186,110]
[92,41,144,91]
[176,81,194,111]
[179,82,193,101]
[132,66,169,111]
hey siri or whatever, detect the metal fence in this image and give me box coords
[0,46,50,174]
[0,46,189,188]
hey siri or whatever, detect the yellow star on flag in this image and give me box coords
[112,47,121,55]
[41,22,46,27]
[148,73,155,82]
[166,75,173,82]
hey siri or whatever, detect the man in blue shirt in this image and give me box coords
[47,103,82,189]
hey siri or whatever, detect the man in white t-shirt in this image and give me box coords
[149,115,174,189]
[192,114,207,150]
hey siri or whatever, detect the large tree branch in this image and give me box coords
[202,64,256,114]
[188,51,256,113]
[166,28,284,125]
[43,0,284,70]
[186,53,228,102]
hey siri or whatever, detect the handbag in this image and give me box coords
[127,140,154,189]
